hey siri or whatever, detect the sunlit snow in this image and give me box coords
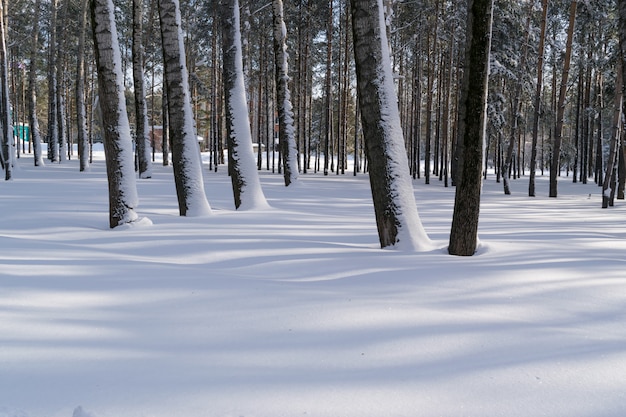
[1,146,626,417]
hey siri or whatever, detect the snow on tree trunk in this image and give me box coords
[448,0,494,256]
[0,0,12,180]
[77,0,90,171]
[221,0,270,210]
[133,0,152,179]
[90,0,140,228]
[528,0,548,197]
[272,0,299,187]
[350,0,432,251]
[549,0,577,198]
[47,0,60,163]
[29,0,45,167]
[158,0,211,216]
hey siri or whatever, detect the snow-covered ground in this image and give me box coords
[2,149,626,417]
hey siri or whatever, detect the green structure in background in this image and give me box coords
[14,124,30,141]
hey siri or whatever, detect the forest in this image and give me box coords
[2,1,626,416]
[1,0,626,243]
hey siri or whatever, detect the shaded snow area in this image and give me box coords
[2,150,626,417]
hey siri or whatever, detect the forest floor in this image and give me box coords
[2,148,626,417]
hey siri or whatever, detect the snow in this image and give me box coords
[2,147,626,417]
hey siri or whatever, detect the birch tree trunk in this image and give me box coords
[221,0,269,210]
[133,0,152,178]
[448,0,494,256]
[90,0,140,227]
[77,0,90,171]
[350,0,432,251]
[272,0,299,186]
[549,0,577,198]
[158,0,211,216]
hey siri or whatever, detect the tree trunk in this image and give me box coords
[350,0,432,251]
[272,0,299,186]
[90,0,139,227]
[448,0,494,256]
[503,9,531,195]
[47,0,59,162]
[158,0,211,216]
[133,0,153,178]
[529,0,548,197]
[221,0,269,210]
[548,0,577,198]
[0,0,10,180]
[77,0,90,171]
[28,0,45,167]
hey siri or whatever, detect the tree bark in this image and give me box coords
[549,0,577,198]
[221,0,269,210]
[77,0,90,171]
[0,0,10,180]
[28,0,44,167]
[529,0,549,197]
[158,0,211,216]
[272,0,299,186]
[90,0,139,227]
[133,0,153,178]
[350,0,431,251]
[448,0,494,256]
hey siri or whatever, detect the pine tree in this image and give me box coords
[272,0,299,186]
[350,0,432,251]
[158,0,211,216]
[448,0,494,256]
[221,0,269,210]
[90,0,140,227]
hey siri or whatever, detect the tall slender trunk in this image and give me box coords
[90,0,139,227]
[503,9,531,195]
[133,0,153,178]
[77,0,90,171]
[272,0,299,185]
[159,0,211,215]
[47,0,59,162]
[449,0,494,256]
[323,0,333,176]
[601,63,622,208]
[529,0,548,197]
[221,0,269,210]
[28,0,44,167]
[549,0,577,198]
[0,0,11,179]
[350,0,431,251]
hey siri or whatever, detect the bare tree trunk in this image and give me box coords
[28,0,44,167]
[133,0,153,178]
[221,0,269,210]
[503,9,531,195]
[448,0,494,256]
[0,0,10,179]
[350,0,432,251]
[90,0,139,227]
[47,0,59,162]
[529,0,548,197]
[549,0,577,198]
[77,0,90,171]
[601,64,622,208]
[158,0,211,216]
[272,0,299,186]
